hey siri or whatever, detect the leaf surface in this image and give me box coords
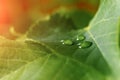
[0,0,120,80]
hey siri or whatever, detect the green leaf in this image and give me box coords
[0,55,104,80]
[0,0,120,80]
[0,37,47,78]
[87,0,120,78]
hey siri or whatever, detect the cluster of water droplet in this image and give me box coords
[60,35,92,49]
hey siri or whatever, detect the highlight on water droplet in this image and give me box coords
[77,43,81,46]
[76,35,85,41]
[78,41,93,49]
[60,39,73,46]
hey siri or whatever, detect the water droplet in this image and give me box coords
[60,40,73,46]
[76,35,85,41]
[75,35,85,45]
[78,41,92,49]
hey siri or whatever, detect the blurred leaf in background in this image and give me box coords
[0,0,99,39]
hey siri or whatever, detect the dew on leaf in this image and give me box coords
[74,35,86,44]
[78,41,93,49]
[60,40,73,46]
[76,35,85,41]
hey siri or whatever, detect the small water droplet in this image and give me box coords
[76,35,85,41]
[60,39,73,46]
[78,41,92,49]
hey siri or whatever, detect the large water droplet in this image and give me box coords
[78,41,92,49]
[61,40,73,46]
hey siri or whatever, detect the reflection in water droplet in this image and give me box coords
[78,41,92,49]
[61,40,73,46]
